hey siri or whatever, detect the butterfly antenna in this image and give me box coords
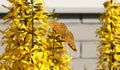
[52,8,58,21]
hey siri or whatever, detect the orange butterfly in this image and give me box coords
[50,21,77,51]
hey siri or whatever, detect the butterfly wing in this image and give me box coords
[57,23,67,35]
[50,21,77,51]
[64,30,77,51]
[50,21,67,35]
[50,21,57,30]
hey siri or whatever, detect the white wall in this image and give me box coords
[0,0,107,13]
[1,0,120,13]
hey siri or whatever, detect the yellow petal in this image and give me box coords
[36,0,41,3]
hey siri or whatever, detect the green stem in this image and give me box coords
[31,0,34,48]
[110,21,114,70]
[111,0,113,4]
[52,29,55,55]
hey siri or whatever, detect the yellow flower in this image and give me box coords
[36,0,42,3]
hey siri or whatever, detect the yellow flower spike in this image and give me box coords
[0,0,73,69]
[96,0,120,69]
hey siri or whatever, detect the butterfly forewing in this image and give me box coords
[56,23,67,35]
[50,21,67,35]
[64,30,77,51]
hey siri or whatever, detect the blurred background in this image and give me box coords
[0,0,120,70]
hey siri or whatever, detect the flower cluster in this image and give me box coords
[96,0,120,69]
[0,0,74,70]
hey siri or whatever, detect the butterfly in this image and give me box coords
[50,21,77,51]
